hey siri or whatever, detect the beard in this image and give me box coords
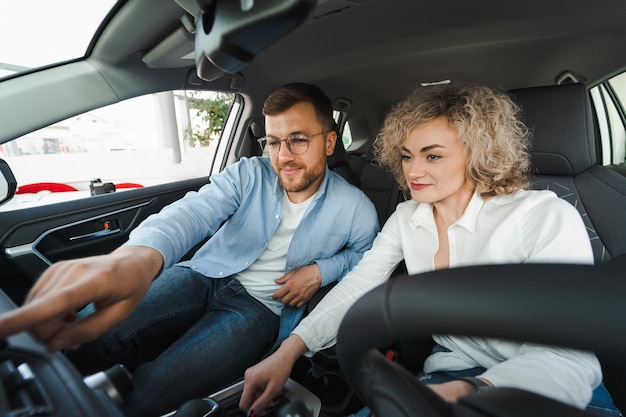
[277,162,325,193]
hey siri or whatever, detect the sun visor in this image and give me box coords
[195,0,315,81]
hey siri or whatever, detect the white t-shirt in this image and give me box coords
[293,189,600,409]
[236,191,313,315]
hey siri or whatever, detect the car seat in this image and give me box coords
[509,83,626,264]
[327,136,361,188]
[358,147,404,227]
[509,82,626,413]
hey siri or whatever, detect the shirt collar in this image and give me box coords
[408,190,484,234]
[455,190,484,233]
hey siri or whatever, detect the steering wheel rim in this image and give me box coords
[336,263,626,417]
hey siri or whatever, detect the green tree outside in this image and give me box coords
[184,91,234,147]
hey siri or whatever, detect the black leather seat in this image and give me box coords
[510,83,626,413]
[327,134,361,188]
[509,83,626,264]
[358,147,403,228]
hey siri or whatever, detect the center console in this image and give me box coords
[0,290,126,417]
[163,379,321,417]
[0,288,323,417]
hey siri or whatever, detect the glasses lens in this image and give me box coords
[287,135,310,154]
[260,133,316,155]
[260,137,281,155]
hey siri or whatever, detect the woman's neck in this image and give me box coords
[432,185,475,228]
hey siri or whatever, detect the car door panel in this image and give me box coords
[0,177,208,305]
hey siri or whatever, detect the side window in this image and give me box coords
[0,90,235,209]
[333,110,353,150]
[343,114,371,151]
[590,72,626,167]
[342,121,354,150]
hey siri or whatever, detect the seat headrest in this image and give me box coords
[509,83,597,176]
[249,119,265,139]
[327,121,350,169]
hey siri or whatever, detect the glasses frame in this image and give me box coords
[258,131,328,156]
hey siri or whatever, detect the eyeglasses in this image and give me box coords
[258,131,327,156]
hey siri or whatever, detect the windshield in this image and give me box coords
[0,0,118,80]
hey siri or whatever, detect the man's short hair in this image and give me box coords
[263,82,334,131]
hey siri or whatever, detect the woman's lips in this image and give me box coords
[410,183,430,190]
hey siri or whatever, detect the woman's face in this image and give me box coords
[401,116,472,205]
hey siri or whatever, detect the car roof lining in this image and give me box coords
[4,0,626,148]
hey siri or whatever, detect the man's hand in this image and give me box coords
[427,378,492,402]
[240,335,307,415]
[272,264,322,307]
[0,246,162,352]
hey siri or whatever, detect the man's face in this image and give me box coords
[264,102,336,203]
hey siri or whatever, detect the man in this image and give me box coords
[0,82,379,417]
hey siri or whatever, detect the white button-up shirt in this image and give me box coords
[294,189,599,409]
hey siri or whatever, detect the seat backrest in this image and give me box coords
[327,122,361,187]
[359,147,404,227]
[509,83,626,264]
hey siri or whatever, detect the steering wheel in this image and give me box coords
[336,263,626,417]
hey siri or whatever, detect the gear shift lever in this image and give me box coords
[276,399,313,417]
[171,397,223,417]
[83,364,133,406]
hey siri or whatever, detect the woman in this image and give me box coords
[240,85,621,416]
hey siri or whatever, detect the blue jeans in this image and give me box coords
[67,266,279,417]
[350,356,622,417]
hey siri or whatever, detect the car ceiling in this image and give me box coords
[3,0,626,147]
[95,0,626,110]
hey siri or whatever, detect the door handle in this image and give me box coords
[69,220,121,241]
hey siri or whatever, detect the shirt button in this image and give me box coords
[218,271,224,276]
[275,214,279,219]
[191,265,197,270]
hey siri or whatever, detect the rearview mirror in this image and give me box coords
[0,159,17,207]
[195,0,316,81]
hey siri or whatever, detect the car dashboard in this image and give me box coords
[0,289,125,417]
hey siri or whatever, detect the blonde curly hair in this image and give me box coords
[374,85,531,198]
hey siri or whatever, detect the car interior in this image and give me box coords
[1,0,626,416]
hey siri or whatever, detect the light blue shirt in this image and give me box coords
[124,156,379,344]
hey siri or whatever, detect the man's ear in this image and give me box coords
[325,130,337,156]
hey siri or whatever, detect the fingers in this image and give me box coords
[44,294,140,351]
[0,276,137,350]
[0,294,115,351]
[245,385,282,416]
[272,290,303,307]
[273,274,289,284]
[240,362,285,415]
[273,265,321,306]
[0,248,158,348]
[0,290,82,339]
[271,286,288,300]
[239,379,259,413]
[240,368,266,413]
